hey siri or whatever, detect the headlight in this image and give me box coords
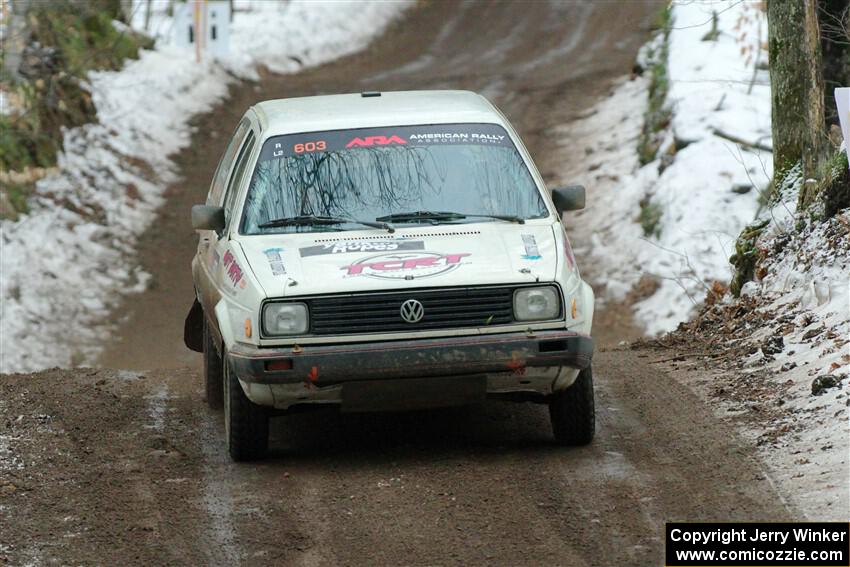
[514,287,560,321]
[262,302,309,336]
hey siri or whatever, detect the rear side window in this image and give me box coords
[223,132,256,229]
[207,118,250,205]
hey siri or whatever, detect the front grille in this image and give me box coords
[304,285,546,335]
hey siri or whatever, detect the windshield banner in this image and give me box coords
[259,123,513,162]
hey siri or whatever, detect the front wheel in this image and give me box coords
[224,356,269,461]
[549,366,595,446]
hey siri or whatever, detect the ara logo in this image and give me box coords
[345,135,407,148]
[341,252,470,279]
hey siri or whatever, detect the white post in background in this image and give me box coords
[206,2,230,59]
[174,0,230,62]
[836,88,850,170]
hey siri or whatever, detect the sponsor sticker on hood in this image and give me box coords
[300,240,424,257]
[521,234,542,260]
[263,247,286,275]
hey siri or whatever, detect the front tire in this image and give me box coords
[224,356,269,461]
[203,318,224,410]
[549,366,595,446]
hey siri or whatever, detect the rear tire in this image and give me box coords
[224,356,269,461]
[203,318,224,410]
[549,366,595,446]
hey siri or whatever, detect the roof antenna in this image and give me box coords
[361,91,381,98]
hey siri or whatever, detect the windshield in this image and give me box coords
[239,123,549,234]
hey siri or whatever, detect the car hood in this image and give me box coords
[238,223,560,298]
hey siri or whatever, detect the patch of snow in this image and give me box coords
[0,0,412,373]
[667,1,771,147]
[144,385,170,432]
[116,369,144,381]
[560,0,770,334]
[0,434,24,472]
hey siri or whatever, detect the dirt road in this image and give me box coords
[1,2,794,565]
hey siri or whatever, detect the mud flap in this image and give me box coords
[184,299,204,353]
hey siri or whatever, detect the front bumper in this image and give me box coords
[228,330,593,385]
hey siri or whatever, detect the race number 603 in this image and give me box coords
[293,141,327,154]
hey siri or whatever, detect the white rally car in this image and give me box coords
[185,91,595,461]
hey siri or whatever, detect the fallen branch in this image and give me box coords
[712,128,773,153]
[650,351,713,363]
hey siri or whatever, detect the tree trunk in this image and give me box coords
[768,0,829,208]
[803,1,828,171]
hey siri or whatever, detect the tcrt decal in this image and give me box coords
[223,250,246,288]
[341,252,470,280]
[345,135,407,148]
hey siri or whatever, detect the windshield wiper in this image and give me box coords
[258,215,394,233]
[375,211,525,224]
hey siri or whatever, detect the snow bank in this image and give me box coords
[676,207,850,519]
[0,0,412,373]
[563,1,771,334]
[736,182,849,519]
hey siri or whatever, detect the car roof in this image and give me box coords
[250,90,508,137]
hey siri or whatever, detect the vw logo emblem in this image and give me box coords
[399,299,424,323]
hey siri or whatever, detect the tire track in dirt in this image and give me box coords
[198,414,243,566]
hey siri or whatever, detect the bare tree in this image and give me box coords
[768,1,828,197]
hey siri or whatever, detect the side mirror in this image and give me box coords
[551,185,586,214]
[192,205,225,233]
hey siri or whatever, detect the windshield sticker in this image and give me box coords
[260,123,513,162]
[263,247,286,276]
[521,234,542,260]
[300,240,424,257]
[346,135,407,148]
[408,132,505,145]
[341,252,470,280]
[223,250,246,288]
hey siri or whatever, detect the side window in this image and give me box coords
[207,118,250,205]
[222,132,256,229]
